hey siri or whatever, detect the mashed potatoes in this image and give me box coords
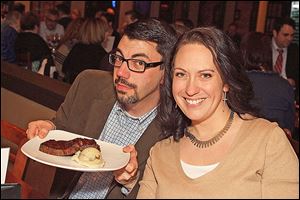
[72,147,105,168]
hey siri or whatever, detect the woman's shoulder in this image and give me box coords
[152,136,178,152]
[239,114,285,139]
[240,114,281,130]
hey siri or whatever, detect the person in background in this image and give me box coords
[99,12,121,50]
[119,10,142,35]
[137,27,299,198]
[56,3,72,30]
[54,17,84,79]
[271,17,299,104]
[62,18,109,83]
[174,18,194,29]
[11,2,25,15]
[170,23,191,38]
[15,12,52,72]
[70,8,81,20]
[39,8,64,46]
[1,11,21,63]
[241,32,295,138]
[1,2,9,30]
[25,18,177,199]
[226,22,241,48]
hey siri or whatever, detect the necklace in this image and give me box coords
[184,111,234,148]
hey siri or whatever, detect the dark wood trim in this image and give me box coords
[1,61,70,110]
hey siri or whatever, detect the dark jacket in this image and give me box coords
[286,43,299,102]
[247,70,295,132]
[1,25,18,63]
[62,43,107,84]
[15,32,51,61]
[49,70,162,199]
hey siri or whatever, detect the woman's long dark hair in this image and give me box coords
[158,27,259,141]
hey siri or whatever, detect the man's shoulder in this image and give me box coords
[76,69,113,86]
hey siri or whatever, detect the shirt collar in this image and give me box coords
[114,101,158,123]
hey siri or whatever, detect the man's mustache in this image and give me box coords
[115,77,137,89]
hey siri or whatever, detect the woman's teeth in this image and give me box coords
[186,98,205,105]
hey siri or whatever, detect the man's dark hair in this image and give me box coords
[56,3,70,15]
[273,17,296,32]
[21,12,39,31]
[103,12,115,25]
[123,18,177,71]
[176,18,194,29]
[125,10,142,21]
[47,8,59,17]
[240,32,273,71]
[12,2,25,14]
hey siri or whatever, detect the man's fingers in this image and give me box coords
[39,128,49,138]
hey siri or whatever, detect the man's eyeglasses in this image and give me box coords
[109,53,163,73]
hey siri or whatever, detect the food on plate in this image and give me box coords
[72,147,105,168]
[39,138,100,156]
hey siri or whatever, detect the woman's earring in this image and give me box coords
[223,91,228,110]
[175,104,178,109]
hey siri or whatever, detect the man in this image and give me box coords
[39,8,64,46]
[56,3,72,29]
[1,11,21,63]
[271,17,299,102]
[119,10,142,35]
[26,18,177,198]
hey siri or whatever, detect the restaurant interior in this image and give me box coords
[1,1,299,199]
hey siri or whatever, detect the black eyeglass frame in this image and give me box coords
[109,53,163,73]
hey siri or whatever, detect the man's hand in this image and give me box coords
[113,145,138,185]
[26,120,55,139]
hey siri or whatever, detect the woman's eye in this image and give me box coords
[201,73,212,79]
[174,72,185,78]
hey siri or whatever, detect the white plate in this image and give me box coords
[21,130,130,172]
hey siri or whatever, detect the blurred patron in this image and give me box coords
[271,17,299,103]
[241,32,296,136]
[54,17,84,79]
[1,11,21,63]
[70,8,81,20]
[39,9,64,48]
[174,18,194,29]
[226,22,241,48]
[15,12,52,72]
[119,10,141,35]
[56,3,72,30]
[99,12,121,50]
[62,18,108,83]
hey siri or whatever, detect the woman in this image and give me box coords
[137,27,299,198]
[62,18,108,84]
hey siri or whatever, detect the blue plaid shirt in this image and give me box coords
[69,101,157,199]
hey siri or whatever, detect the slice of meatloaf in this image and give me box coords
[39,138,100,156]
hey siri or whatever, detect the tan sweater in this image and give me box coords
[137,117,299,199]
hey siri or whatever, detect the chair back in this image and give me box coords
[15,52,32,71]
[1,120,29,180]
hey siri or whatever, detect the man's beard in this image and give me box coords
[115,77,139,105]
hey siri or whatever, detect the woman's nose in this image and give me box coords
[185,79,199,96]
